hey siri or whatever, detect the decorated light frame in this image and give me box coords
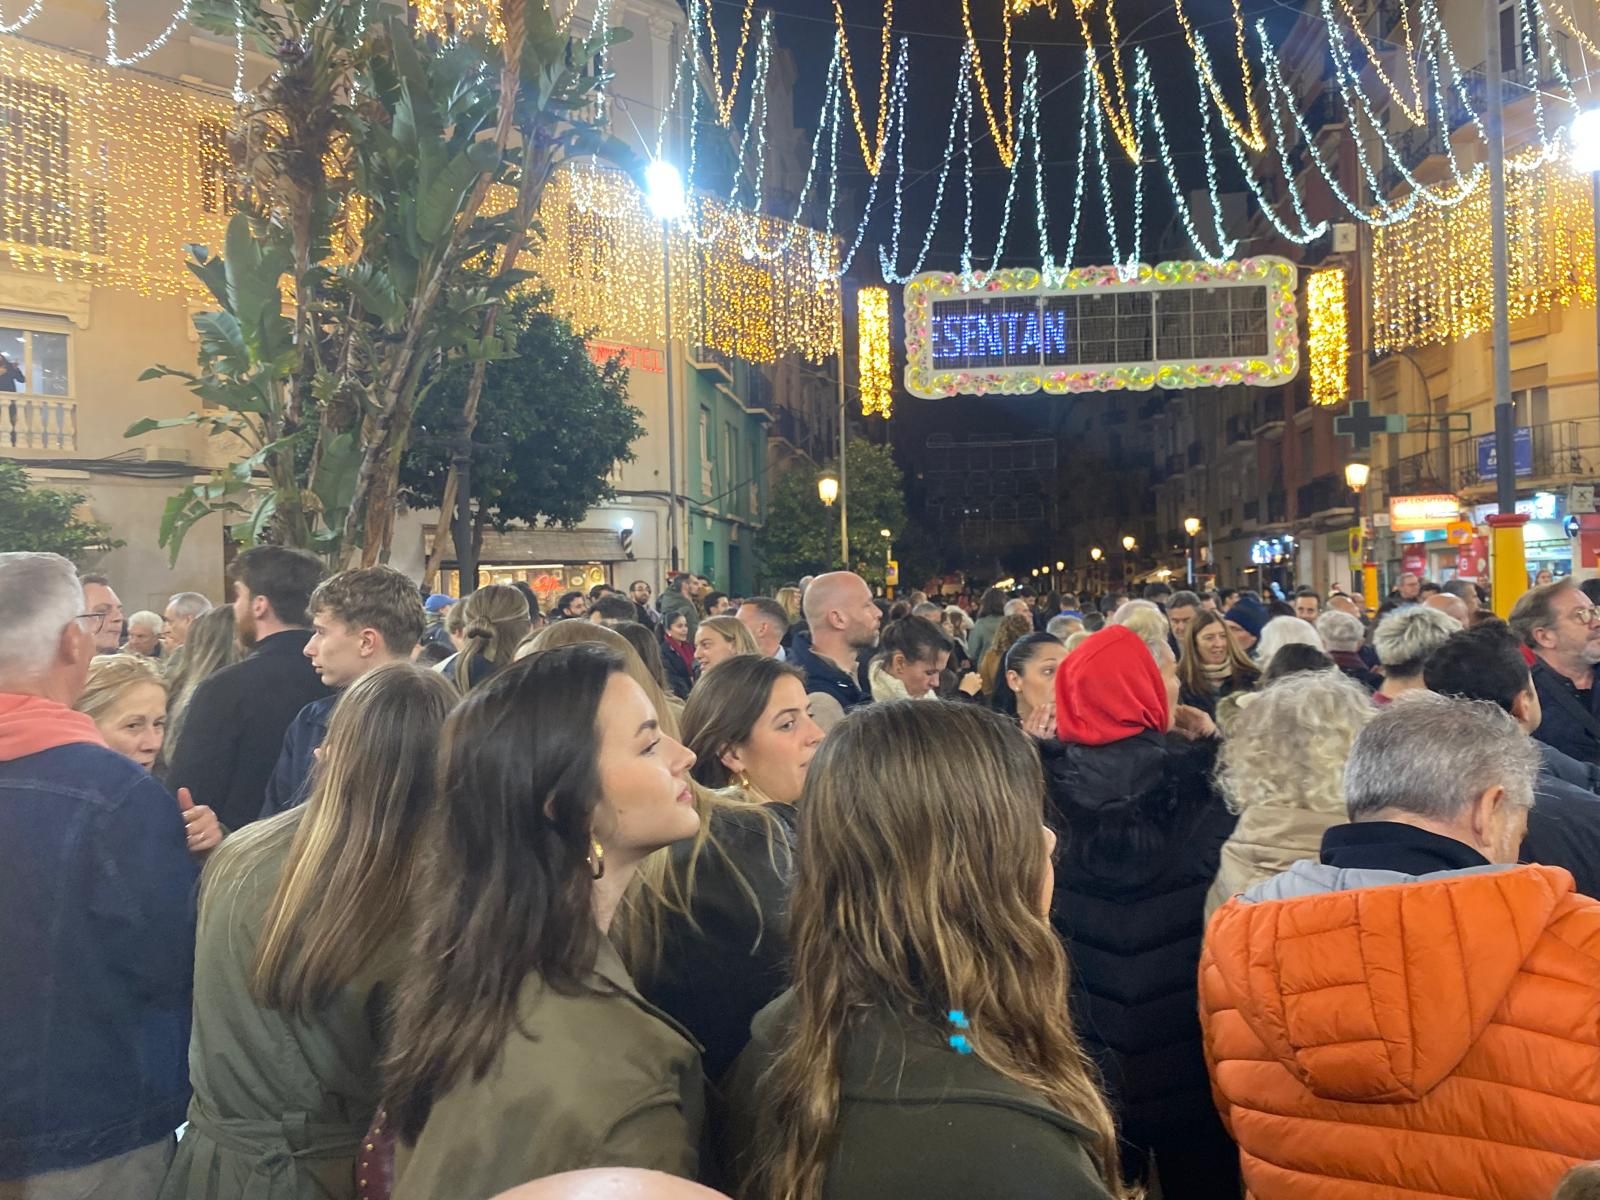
[902,257,1299,399]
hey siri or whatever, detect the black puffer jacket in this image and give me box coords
[630,802,798,1082]
[1041,730,1242,1192]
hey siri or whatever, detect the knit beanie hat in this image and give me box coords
[1224,596,1268,641]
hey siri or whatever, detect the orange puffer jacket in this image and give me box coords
[1200,862,1600,1199]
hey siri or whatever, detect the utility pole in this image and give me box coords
[1484,0,1529,614]
[836,293,849,568]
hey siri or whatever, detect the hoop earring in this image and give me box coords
[588,840,605,880]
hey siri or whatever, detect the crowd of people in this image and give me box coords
[10,548,1600,1200]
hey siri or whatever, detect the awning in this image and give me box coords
[424,526,624,564]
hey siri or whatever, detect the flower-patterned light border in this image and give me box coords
[902,257,1300,399]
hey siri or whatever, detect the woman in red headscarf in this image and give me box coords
[1040,626,1240,1199]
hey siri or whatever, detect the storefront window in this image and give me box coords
[440,562,609,612]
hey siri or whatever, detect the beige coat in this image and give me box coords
[1204,796,1343,920]
[392,940,704,1200]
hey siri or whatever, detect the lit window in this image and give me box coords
[0,318,71,397]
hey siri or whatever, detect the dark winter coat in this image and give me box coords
[661,635,694,700]
[165,630,331,832]
[631,802,798,1082]
[258,694,335,820]
[720,993,1114,1200]
[1041,730,1243,1192]
[1530,657,1600,767]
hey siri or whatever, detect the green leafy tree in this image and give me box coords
[0,461,120,561]
[759,438,909,588]
[400,290,643,542]
[131,0,636,566]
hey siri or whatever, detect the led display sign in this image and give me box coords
[903,258,1299,398]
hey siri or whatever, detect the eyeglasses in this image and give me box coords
[75,612,106,633]
[1565,606,1600,626]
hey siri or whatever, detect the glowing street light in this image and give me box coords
[1121,534,1136,552]
[1055,560,1065,571]
[1090,546,1103,561]
[1184,516,1201,538]
[817,472,840,507]
[644,158,687,221]
[1344,461,1370,491]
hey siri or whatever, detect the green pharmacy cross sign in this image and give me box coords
[1334,400,1407,451]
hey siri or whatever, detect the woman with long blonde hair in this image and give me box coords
[619,656,822,1080]
[693,614,759,675]
[1176,608,1259,718]
[159,664,457,1200]
[163,604,241,757]
[725,701,1127,1200]
[443,584,530,692]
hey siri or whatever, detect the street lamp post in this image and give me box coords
[645,159,686,575]
[1345,461,1377,615]
[880,528,894,596]
[1183,516,1201,586]
[1571,107,1600,428]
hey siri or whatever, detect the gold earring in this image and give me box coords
[588,840,605,880]
[739,772,752,790]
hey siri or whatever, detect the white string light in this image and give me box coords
[106,0,193,67]
[0,0,45,36]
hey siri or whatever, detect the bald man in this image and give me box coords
[492,1170,729,1200]
[1328,593,1363,619]
[1424,591,1471,627]
[789,570,880,711]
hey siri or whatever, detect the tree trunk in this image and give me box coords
[341,0,527,567]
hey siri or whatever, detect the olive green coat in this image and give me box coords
[720,992,1115,1200]
[391,941,704,1200]
[158,812,396,1200]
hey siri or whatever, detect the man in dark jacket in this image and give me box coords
[259,566,424,819]
[1424,622,1600,896]
[787,571,880,712]
[167,545,329,831]
[0,552,197,1196]
[1510,580,1600,767]
[659,573,701,640]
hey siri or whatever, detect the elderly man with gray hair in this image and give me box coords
[0,553,198,1197]
[1202,693,1600,1197]
[1315,609,1379,691]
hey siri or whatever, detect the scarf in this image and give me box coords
[1202,659,1234,685]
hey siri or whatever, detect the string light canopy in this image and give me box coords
[410,0,507,44]
[1370,145,1595,354]
[1306,266,1348,407]
[857,285,893,417]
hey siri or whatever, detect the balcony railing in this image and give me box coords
[3,397,77,451]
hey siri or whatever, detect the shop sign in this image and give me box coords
[1457,536,1489,580]
[1477,427,1533,478]
[1401,548,1428,576]
[1446,521,1475,546]
[1389,493,1461,533]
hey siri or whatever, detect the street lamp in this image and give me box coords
[1183,516,1202,585]
[645,158,686,572]
[1344,460,1375,615]
[1122,534,1136,552]
[879,528,894,595]
[1090,546,1102,561]
[817,471,840,507]
[1055,560,1065,571]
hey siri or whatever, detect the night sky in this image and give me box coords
[703,0,1308,274]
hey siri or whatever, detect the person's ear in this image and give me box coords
[1469,784,1506,851]
[1510,687,1535,728]
[359,628,383,658]
[58,621,88,668]
[1533,624,1558,650]
[1005,668,1022,693]
[719,743,746,776]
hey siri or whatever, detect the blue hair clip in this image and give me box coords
[947,1010,973,1054]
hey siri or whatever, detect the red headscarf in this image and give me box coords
[1055,625,1169,745]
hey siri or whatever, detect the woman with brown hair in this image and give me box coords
[159,663,457,1200]
[979,612,1034,700]
[385,645,703,1198]
[163,604,242,757]
[1176,608,1259,718]
[723,702,1127,1200]
[441,584,531,692]
[620,656,823,1080]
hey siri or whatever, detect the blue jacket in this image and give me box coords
[0,701,197,1178]
[788,640,869,711]
[259,694,336,820]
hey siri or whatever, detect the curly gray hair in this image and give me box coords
[1216,670,1375,818]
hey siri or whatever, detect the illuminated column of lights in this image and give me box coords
[1306,267,1349,407]
[857,286,892,418]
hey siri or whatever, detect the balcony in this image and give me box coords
[1254,394,1285,434]
[1297,473,1354,522]
[3,397,77,452]
[1450,419,1592,494]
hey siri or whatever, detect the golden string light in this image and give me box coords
[1170,0,1265,153]
[1546,0,1600,61]
[857,285,892,417]
[524,167,839,364]
[704,0,757,126]
[410,0,506,44]
[832,0,894,176]
[961,0,1019,167]
[1332,0,1426,127]
[1306,266,1348,408]
[0,35,229,299]
[1371,148,1594,354]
